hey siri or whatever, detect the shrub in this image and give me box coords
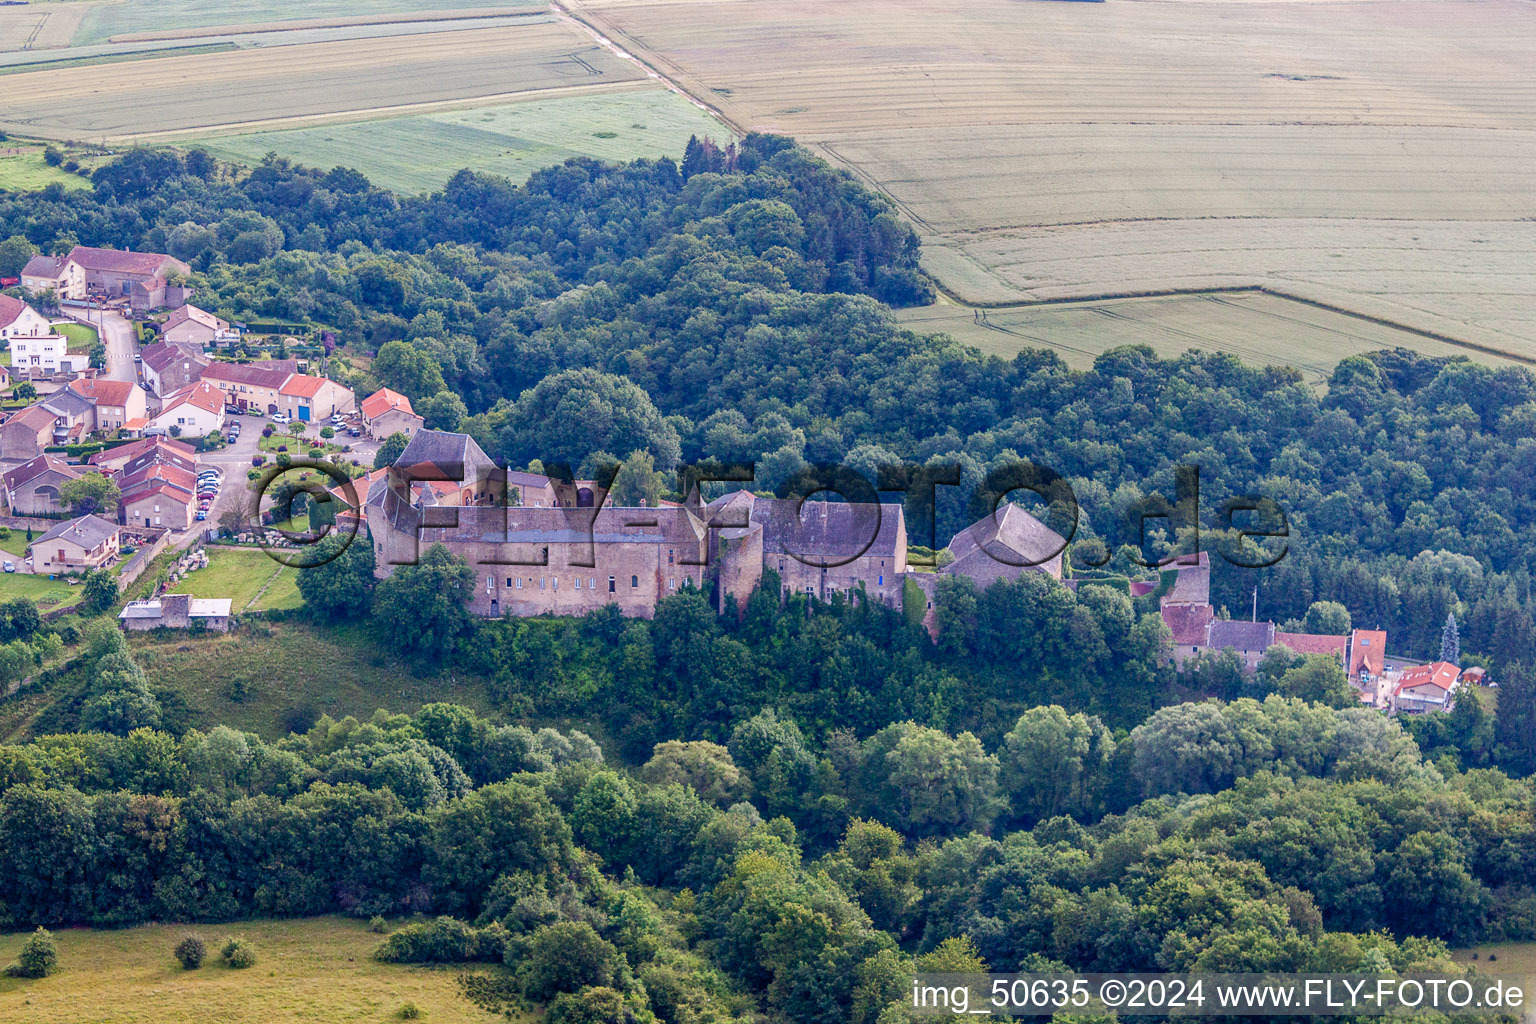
[399,1004,423,1020]
[517,923,621,1001]
[221,937,256,969]
[374,916,502,964]
[43,146,63,167]
[175,934,206,969]
[546,987,632,1024]
[4,926,58,978]
[369,916,388,934]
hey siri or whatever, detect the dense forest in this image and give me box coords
[4,139,1536,1021]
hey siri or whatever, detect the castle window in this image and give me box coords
[516,578,523,589]
[574,578,581,590]
[668,549,674,565]
[878,575,884,586]
[553,577,559,590]
[631,575,639,588]
[669,578,676,589]
[609,576,616,593]
[539,578,546,590]
[486,576,493,592]
[589,577,596,590]
[506,578,513,587]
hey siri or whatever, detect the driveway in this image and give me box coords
[67,306,139,384]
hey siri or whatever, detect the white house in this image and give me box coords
[19,253,84,301]
[0,294,52,341]
[8,332,87,378]
[148,380,225,437]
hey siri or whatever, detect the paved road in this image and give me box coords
[74,307,139,384]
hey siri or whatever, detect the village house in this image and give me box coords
[277,373,354,422]
[1273,631,1350,664]
[201,360,297,415]
[68,377,147,432]
[87,434,195,473]
[19,253,85,300]
[117,443,198,531]
[2,454,81,515]
[0,294,52,342]
[360,387,424,440]
[1205,619,1278,672]
[41,388,96,443]
[160,304,230,347]
[119,593,232,631]
[139,341,209,397]
[0,404,59,460]
[66,246,191,311]
[1391,661,1461,714]
[33,514,120,574]
[148,381,225,438]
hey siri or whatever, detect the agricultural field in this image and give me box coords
[899,291,1532,383]
[0,19,650,141]
[0,1,92,52]
[0,916,507,1023]
[570,0,1536,357]
[167,546,302,614]
[195,88,730,192]
[70,0,534,46]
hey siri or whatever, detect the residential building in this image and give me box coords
[34,514,120,574]
[160,304,229,347]
[140,341,209,397]
[0,294,52,341]
[1205,619,1277,672]
[67,246,190,310]
[19,253,85,300]
[116,441,198,530]
[1164,602,1216,666]
[201,360,297,414]
[1273,631,1350,664]
[119,593,232,631]
[1392,661,1461,714]
[360,387,424,440]
[41,387,96,443]
[1347,628,1388,695]
[88,435,196,473]
[0,404,58,459]
[149,381,225,437]
[68,377,147,432]
[278,373,354,422]
[2,454,81,515]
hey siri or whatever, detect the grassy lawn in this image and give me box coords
[0,915,507,1023]
[1453,940,1536,973]
[54,321,98,352]
[168,547,302,613]
[0,571,83,613]
[126,621,496,738]
[0,149,91,193]
[0,530,30,558]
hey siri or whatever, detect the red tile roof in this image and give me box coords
[280,374,330,398]
[2,453,78,491]
[1394,661,1461,695]
[5,404,57,432]
[361,387,413,419]
[1349,629,1388,678]
[69,377,137,408]
[161,381,225,416]
[162,304,225,332]
[88,435,195,466]
[1274,631,1350,658]
[0,294,35,330]
[1162,602,1214,645]
[67,245,187,278]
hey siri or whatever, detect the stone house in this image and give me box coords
[160,304,229,347]
[67,246,190,311]
[201,360,297,415]
[0,404,58,460]
[119,593,232,631]
[69,377,147,432]
[19,253,84,301]
[360,387,424,440]
[140,341,209,397]
[2,454,81,515]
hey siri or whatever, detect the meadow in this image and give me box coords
[195,89,731,193]
[571,0,1536,356]
[0,19,648,141]
[168,546,302,614]
[0,148,90,193]
[898,291,1531,384]
[0,916,505,1023]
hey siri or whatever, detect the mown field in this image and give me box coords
[168,547,302,614]
[0,148,90,193]
[0,916,506,1023]
[0,19,649,141]
[196,89,730,192]
[70,0,534,45]
[898,291,1531,383]
[570,0,1536,356]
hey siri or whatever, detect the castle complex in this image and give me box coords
[364,431,1067,619]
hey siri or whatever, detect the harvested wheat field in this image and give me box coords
[569,0,1536,355]
[0,2,92,52]
[0,18,649,140]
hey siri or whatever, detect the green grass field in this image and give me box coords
[0,571,82,613]
[1453,940,1536,974]
[0,915,506,1023]
[126,621,496,738]
[193,89,730,193]
[168,547,302,613]
[0,150,91,193]
[71,0,534,46]
[54,321,98,353]
[897,291,1531,385]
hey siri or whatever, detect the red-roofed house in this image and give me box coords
[278,374,353,422]
[1392,661,1461,714]
[1162,602,1215,668]
[161,304,230,347]
[116,443,198,530]
[0,404,59,460]
[88,435,196,473]
[1274,631,1350,664]
[149,381,225,437]
[1347,629,1387,689]
[68,246,190,310]
[0,294,51,341]
[360,387,423,440]
[68,377,147,432]
[202,360,295,414]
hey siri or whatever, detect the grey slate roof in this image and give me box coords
[1206,619,1277,652]
[36,514,119,550]
[945,502,1065,568]
[395,429,497,485]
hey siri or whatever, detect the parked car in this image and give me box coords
[2,561,13,574]
[271,412,291,424]
[347,427,361,437]
[195,510,207,521]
